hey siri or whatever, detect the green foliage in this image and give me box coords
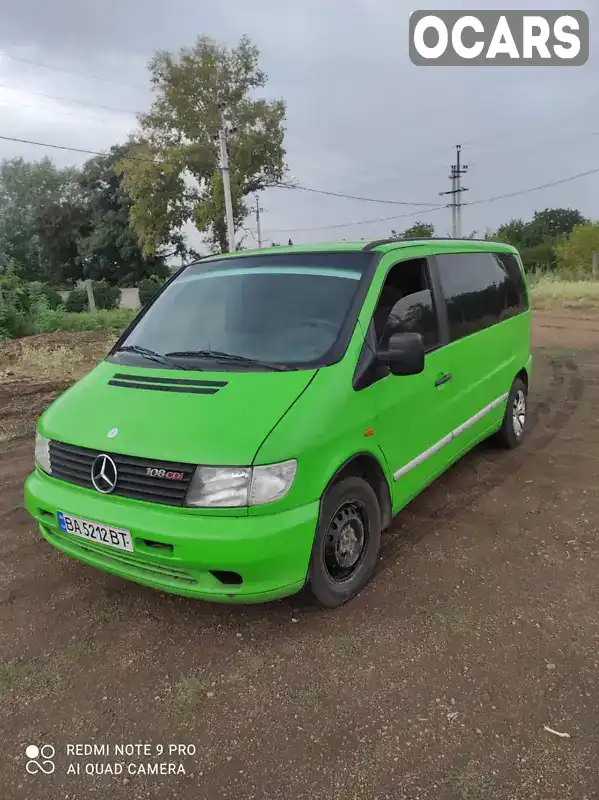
[65,281,121,312]
[0,157,80,283]
[117,35,287,254]
[555,223,599,278]
[519,242,557,274]
[34,308,136,334]
[392,222,435,239]
[0,266,51,338]
[0,264,135,339]
[138,275,167,306]
[78,145,178,284]
[494,208,588,250]
[26,281,63,310]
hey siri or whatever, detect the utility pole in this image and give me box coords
[254,195,263,248]
[439,144,468,238]
[218,104,236,253]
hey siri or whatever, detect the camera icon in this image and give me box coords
[25,744,55,775]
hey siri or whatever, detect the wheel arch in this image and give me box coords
[320,452,393,530]
[515,367,529,389]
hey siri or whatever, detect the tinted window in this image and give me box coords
[492,252,529,313]
[436,252,525,342]
[372,259,439,352]
[113,252,375,369]
[387,289,439,351]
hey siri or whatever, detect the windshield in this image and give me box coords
[111,252,375,370]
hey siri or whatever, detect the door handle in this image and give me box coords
[435,373,452,388]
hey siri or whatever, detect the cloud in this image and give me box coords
[0,0,596,248]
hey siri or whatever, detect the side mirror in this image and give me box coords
[377,332,425,376]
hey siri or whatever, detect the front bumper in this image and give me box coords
[24,469,318,603]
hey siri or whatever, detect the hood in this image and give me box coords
[39,361,317,465]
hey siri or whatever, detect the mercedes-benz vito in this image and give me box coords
[24,238,532,607]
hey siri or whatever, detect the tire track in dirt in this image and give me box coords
[377,357,584,570]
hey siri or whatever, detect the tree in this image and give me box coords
[35,196,91,285]
[0,157,80,281]
[494,218,527,248]
[391,222,435,239]
[77,145,181,285]
[526,207,588,244]
[555,223,599,277]
[118,35,287,255]
[494,208,588,250]
[519,242,557,273]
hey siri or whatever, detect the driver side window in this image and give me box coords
[372,258,440,352]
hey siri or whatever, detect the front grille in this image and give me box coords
[48,440,194,506]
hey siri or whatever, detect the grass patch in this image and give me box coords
[12,336,115,381]
[0,641,93,698]
[34,308,136,334]
[529,277,599,309]
[0,661,27,693]
[173,670,212,712]
[18,343,98,380]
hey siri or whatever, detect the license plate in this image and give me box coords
[57,512,133,553]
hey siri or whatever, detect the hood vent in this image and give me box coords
[108,372,227,395]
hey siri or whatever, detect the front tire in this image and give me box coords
[306,476,381,608]
[495,376,528,449]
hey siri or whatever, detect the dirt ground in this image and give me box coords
[1,310,599,800]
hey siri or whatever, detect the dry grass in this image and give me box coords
[0,422,20,443]
[529,277,599,309]
[16,343,94,381]
[2,333,115,381]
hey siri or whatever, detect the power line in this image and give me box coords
[0,131,597,235]
[466,167,599,206]
[0,133,102,156]
[263,204,450,234]
[0,94,135,126]
[264,166,599,234]
[0,83,142,116]
[0,50,148,90]
[272,182,441,207]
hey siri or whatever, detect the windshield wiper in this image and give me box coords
[165,349,295,372]
[115,345,192,371]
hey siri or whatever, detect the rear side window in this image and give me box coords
[492,252,529,314]
[435,252,527,342]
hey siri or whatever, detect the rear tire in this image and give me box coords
[494,376,528,449]
[306,476,381,608]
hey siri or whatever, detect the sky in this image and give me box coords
[0,0,597,253]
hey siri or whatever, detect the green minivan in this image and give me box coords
[24,237,532,607]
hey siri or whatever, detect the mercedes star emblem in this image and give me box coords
[91,454,118,494]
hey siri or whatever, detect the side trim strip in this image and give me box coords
[393,392,509,481]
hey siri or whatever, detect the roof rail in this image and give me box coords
[362,236,502,251]
[362,238,398,251]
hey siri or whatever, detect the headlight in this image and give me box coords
[250,460,297,505]
[185,460,297,508]
[185,466,252,508]
[35,432,52,474]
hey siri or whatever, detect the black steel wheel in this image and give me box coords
[307,476,381,608]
